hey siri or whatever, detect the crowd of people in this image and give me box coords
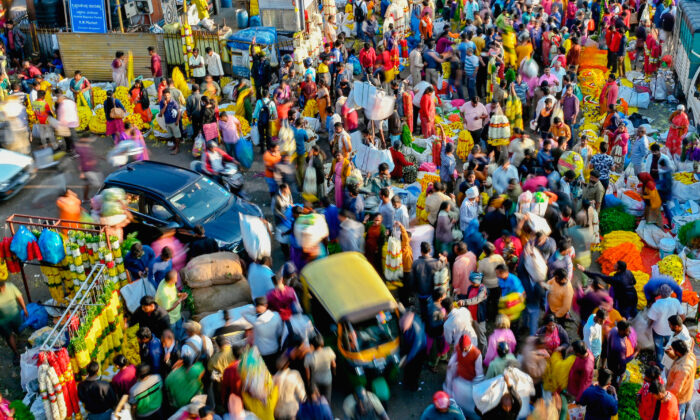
[0,0,698,417]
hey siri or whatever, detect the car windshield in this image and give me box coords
[168,177,230,223]
[342,311,399,352]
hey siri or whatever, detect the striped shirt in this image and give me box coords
[463,54,479,77]
[513,81,529,103]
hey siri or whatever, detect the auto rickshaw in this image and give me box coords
[299,252,400,401]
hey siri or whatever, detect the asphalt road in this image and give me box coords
[0,135,442,418]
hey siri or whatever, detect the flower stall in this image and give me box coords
[3,214,128,303]
[32,263,139,420]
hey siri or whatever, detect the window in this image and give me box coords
[168,178,230,223]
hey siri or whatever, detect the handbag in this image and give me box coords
[202,122,219,140]
[109,107,125,119]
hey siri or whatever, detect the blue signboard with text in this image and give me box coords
[70,0,108,33]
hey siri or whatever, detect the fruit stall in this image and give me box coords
[3,214,129,303]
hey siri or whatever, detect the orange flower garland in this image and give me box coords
[597,242,645,275]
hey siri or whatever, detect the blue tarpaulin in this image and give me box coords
[226,26,277,50]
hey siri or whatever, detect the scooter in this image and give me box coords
[190,160,247,198]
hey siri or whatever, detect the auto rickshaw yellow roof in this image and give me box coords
[300,252,397,323]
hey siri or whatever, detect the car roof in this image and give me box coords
[104,161,201,197]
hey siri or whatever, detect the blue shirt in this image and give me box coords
[293,127,309,156]
[148,257,173,287]
[579,385,618,420]
[440,148,456,183]
[248,263,275,300]
[124,245,155,280]
[499,273,525,296]
[537,150,553,167]
[160,99,179,124]
[420,401,466,420]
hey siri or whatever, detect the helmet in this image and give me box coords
[207,140,218,150]
[497,341,510,358]
[433,391,450,410]
[303,57,313,67]
[282,54,293,64]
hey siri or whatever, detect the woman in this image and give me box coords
[364,213,386,274]
[609,122,629,172]
[667,105,690,159]
[435,201,455,254]
[119,122,150,161]
[483,314,517,367]
[644,28,661,75]
[419,86,436,138]
[129,79,152,123]
[103,90,126,144]
[576,199,600,245]
[536,314,570,354]
[329,150,352,208]
[306,145,325,201]
[639,172,662,225]
[316,80,330,133]
[201,97,219,142]
[536,98,554,137]
[111,51,127,87]
[420,8,433,40]
[0,279,28,364]
[70,70,92,108]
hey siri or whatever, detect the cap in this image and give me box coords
[433,391,450,410]
[469,272,484,283]
[282,261,297,278]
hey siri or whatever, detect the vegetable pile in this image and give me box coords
[599,206,637,235]
[618,382,642,420]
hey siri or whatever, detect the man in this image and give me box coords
[550,117,571,146]
[164,353,206,411]
[155,270,187,339]
[629,127,649,175]
[443,296,480,351]
[338,210,365,252]
[248,256,275,300]
[423,40,445,87]
[365,163,392,196]
[293,118,309,185]
[648,284,684,366]
[420,391,466,420]
[189,48,207,86]
[332,121,352,158]
[136,327,163,374]
[599,74,619,115]
[180,320,214,363]
[495,264,524,305]
[343,387,389,420]
[131,296,171,339]
[159,89,182,154]
[425,182,453,225]
[205,47,224,82]
[412,242,448,323]
[463,47,480,100]
[583,309,606,363]
[581,261,638,320]
[186,225,219,260]
[78,361,118,420]
[252,89,278,153]
[409,42,424,86]
[537,67,560,90]
[452,242,477,297]
[159,329,180,376]
[124,243,155,281]
[459,186,480,231]
[568,340,596,403]
[243,297,284,373]
[663,315,694,372]
[263,143,281,197]
[547,267,574,322]
[666,340,696,418]
[460,96,488,143]
[578,368,618,419]
[18,60,41,93]
[582,170,606,211]
[186,85,203,139]
[561,83,580,129]
[148,247,173,290]
[453,335,483,382]
[602,321,637,389]
[55,93,79,153]
[128,364,164,420]
[5,21,26,66]
[208,335,237,382]
[378,188,394,229]
[147,46,163,86]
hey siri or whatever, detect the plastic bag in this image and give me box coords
[192,134,205,158]
[526,212,552,235]
[20,302,48,332]
[37,229,65,265]
[236,137,254,169]
[681,248,700,281]
[20,347,40,392]
[636,220,673,249]
[631,309,654,350]
[10,226,37,262]
[621,190,645,216]
[240,214,271,260]
[250,124,260,146]
[293,214,329,250]
[120,279,157,313]
[524,246,548,282]
[473,367,535,414]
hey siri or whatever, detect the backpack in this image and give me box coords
[259,99,271,125]
[355,1,365,23]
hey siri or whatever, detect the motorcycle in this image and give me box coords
[190,160,246,198]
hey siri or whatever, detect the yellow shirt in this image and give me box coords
[155,280,181,324]
[516,43,533,66]
[473,36,485,55]
[318,63,330,74]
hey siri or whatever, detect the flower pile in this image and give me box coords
[633,270,651,309]
[77,106,92,131]
[456,129,474,160]
[673,172,698,185]
[124,113,149,131]
[598,242,645,275]
[302,99,319,117]
[625,359,643,384]
[114,86,134,113]
[88,107,106,134]
[658,254,684,285]
[601,231,644,252]
[600,205,638,235]
[92,87,107,106]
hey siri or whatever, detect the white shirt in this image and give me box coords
[57,99,79,128]
[339,218,365,252]
[459,198,480,231]
[248,263,275,300]
[583,314,602,358]
[443,307,478,348]
[551,66,566,92]
[181,334,214,361]
[206,52,224,77]
[394,205,409,228]
[190,55,206,78]
[648,297,684,336]
[492,165,519,194]
[244,309,285,356]
[662,325,693,371]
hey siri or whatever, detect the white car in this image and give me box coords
[0,149,35,200]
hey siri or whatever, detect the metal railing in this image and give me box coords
[40,264,109,351]
[163,30,221,67]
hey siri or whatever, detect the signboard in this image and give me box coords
[69,0,108,33]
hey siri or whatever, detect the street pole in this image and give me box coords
[116,0,124,32]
